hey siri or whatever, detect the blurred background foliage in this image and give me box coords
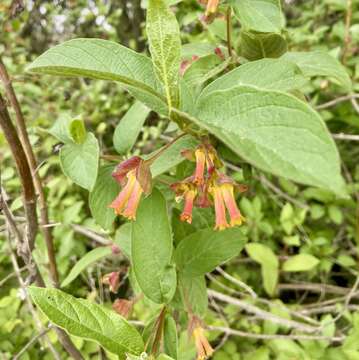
[1,0,359,359]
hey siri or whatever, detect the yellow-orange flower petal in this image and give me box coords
[121,179,143,220]
[193,326,214,360]
[180,189,197,223]
[194,147,207,185]
[221,184,245,227]
[210,185,229,231]
[109,172,137,215]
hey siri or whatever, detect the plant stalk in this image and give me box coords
[0,58,59,285]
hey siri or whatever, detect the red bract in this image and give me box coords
[112,298,134,319]
[102,271,120,293]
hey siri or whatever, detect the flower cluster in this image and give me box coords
[109,156,151,220]
[171,143,247,230]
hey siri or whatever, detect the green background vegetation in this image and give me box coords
[1,0,359,359]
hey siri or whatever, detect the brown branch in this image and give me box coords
[0,93,38,252]
[0,98,84,360]
[342,0,353,64]
[0,58,59,285]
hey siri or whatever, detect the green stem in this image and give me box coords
[226,6,233,58]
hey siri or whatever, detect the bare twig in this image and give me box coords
[315,94,359,110]
[278,282,359,298]
[0,266,26,287]
[208,290,320,333]
[300,304,359,316]
[2,214,60,359]
[209,326,345,343]
[13,325,53,360]
[71,224,112,245]
[351,97,359,114]
[327,275,359,325]
[1,187,84,360]
[332,133,359,141]
[258,174,308,209]
[215,266,257,299]
[0,58,59,285]
[208,294,230,351]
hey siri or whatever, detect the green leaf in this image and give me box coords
[131,189,176,304]
[60,132,99,191]
[28,287,144,358]
[246,244,278,296]
[174,228,246,277]
[113,102,150,155]
[69,119,87,144]
[282,51,352,91]
[27,38,167,114]
[89,165,119,230]
[157,355,175,360]
[245,243,278,268]
[262,263,279,296]
[61,246,112,287]
[48,112,76,143]
[164,315,178,359]
[201,58,307,95]
[240,31,287,60]
[233,0,284,33]
[181,43,219,60]
[179,274,208,317]
[183,54,222,88]
[282,254,320,272]
[189,85,346,195]
[114,223,132,259]
[149,135,198,177]
[147,0,181,110]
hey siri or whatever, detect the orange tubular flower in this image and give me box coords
[194,146,207,185]
[206,0,219,16]
[209,184,229,230]
[193,326,214,360]
[171,177,198,224]
[121,178,143,220]
[109,156,151,221]
[181,189,197,223]
[221,183,245,226]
